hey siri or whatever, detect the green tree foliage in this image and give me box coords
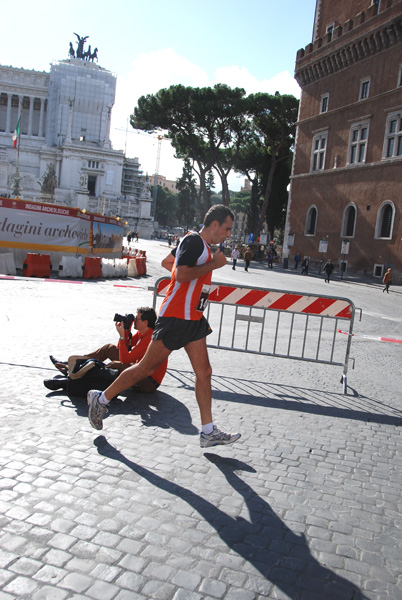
[151,185,178,227]
[131,84,249,213]
[210,193,223,205]
[176,158,198,230]
[247,93,299,235]
[131,87,298,235]
[229,190,251,213]
[205,170,215,210]
[230,93,298,237]
[233,140,268,234]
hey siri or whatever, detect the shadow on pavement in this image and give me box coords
[94,436,368,600]
[167,369,402,427]
[56,389,198,435]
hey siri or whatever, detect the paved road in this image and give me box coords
[0,239,401,599]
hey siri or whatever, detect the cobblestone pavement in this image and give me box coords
[0,240,401,600]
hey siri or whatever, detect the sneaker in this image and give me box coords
[200,426,241,448]
[87,390,108,430]
[44,378,68,391]
[49,355,68,376]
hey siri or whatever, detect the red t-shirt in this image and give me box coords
[118,328,167,384]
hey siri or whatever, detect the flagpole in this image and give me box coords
[12,102,22,198]
[16,105,21,199]
[17,114,21,167]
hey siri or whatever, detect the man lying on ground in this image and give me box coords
[44,307,167,395]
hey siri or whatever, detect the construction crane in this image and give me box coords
[115,119,159,156]
[152,135,164,218]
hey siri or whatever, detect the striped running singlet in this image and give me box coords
[159,233,212,321]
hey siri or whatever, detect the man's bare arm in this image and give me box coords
[161,252,175,272]
[175,250,227,283]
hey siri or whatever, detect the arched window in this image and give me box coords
[305,206,317,236]
[375,201,395,239]
[342,204,357,237]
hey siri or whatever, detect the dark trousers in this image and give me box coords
[80,344,158,393]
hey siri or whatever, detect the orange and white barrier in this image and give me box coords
[58,256,83,278]
[338,329,402,344]
[83,257,102,279]
[128,258,138,277]
[23,253,52,278]
[0,253,16,276]
[135,256,147,276]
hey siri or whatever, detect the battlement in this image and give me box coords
[295,0,402,87]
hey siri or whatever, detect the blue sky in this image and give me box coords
[3,0,317,190]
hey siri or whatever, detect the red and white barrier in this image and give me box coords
[156,280,353,319]
[338,329,402,343]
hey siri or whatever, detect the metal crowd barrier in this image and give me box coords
[152,278,360,395]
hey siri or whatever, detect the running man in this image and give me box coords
[87,204,241,448]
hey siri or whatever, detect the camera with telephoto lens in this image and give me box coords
[113,313,135,330]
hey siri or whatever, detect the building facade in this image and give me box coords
[0,44,153,237]
[148,174,179,194]
[284,0,402,279]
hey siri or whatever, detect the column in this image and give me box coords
[38,98,45,138]
[6,94,12,133]
[18,96,23,131]
[103,106,112,147]
[28,96,34,136]
[65,100,73,143]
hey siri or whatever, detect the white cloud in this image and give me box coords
[110,49,300,191]
[214,65,301,98]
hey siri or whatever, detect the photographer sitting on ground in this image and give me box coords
[44,307,167,395]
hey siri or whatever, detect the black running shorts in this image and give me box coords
[152,316,212,351]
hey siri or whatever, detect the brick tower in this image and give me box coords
[284,0,402,279]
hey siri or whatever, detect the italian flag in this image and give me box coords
[12,117,20,149]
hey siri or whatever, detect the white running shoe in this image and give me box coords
[87,390,108,430]
[200,426,241,448]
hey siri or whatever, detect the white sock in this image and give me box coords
[202,422,214,435]
[98,392,109,406]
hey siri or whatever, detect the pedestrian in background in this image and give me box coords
[383,268,392,293]
[323,259,334,283]
[294,252,301,269]
[267,250,274,269]
[301,257,309,275]
[244,246,252,272]
[231,247,239,270]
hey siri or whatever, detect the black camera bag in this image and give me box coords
[66,360,120,398]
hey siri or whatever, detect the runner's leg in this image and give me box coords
[102,339,171,401]
[184,337,213,425]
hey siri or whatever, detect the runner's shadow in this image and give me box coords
[94,436,368,600]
